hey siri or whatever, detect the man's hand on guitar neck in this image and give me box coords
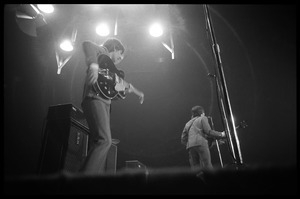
[128,84,144,104]
[114,74,145,104]
[221,131,226,138]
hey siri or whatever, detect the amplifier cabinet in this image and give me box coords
[38,104,89,175]
[106,144,117,174]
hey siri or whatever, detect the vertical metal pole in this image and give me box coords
[203,5,244,167]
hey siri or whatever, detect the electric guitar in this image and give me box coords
[93,54,144,104]
[208,120,248,148]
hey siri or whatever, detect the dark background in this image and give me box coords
[4,4,296,177]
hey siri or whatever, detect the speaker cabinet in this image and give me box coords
[38,104,89,175]
[125,160,147,171]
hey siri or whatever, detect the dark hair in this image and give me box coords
[191,105,204,117]
[102,37,125,54]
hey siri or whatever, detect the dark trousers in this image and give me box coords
[188,143,213,172]
[80,97,112,174]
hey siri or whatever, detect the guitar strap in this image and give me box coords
[187,117,197,134]
[188,117,207,138]
[118,70,125,79]
[182,118,196,145]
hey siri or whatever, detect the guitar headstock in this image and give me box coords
[238,120,248,129]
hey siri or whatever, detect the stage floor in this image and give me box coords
[4,165,297,195]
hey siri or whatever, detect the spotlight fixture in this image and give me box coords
[15,4,47,37]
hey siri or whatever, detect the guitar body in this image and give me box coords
[93,54,126,100]
[208,120,247,148]
[207,137,216,148]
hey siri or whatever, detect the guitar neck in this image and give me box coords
[128,82,143,96]
[122,80,131,89]
[118,76,143,96]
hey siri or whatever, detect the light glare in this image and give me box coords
[149,23,163,37]
[37,4,54,14]
[96,23,110,36]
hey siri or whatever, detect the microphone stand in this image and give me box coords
[208,116,224,168]
[203,5,244,168]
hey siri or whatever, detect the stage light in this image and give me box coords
[37,4,54,14]
[56,39,73,74]
[59,40,73,52]
[149,23,163,37]
[96,23,110,36]
[55,26,77,74]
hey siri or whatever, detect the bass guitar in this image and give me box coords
[93,54,144,104]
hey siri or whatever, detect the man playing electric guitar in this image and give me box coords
[93,53,144,103]
[181,105,226,173]
[80,38,144,175]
